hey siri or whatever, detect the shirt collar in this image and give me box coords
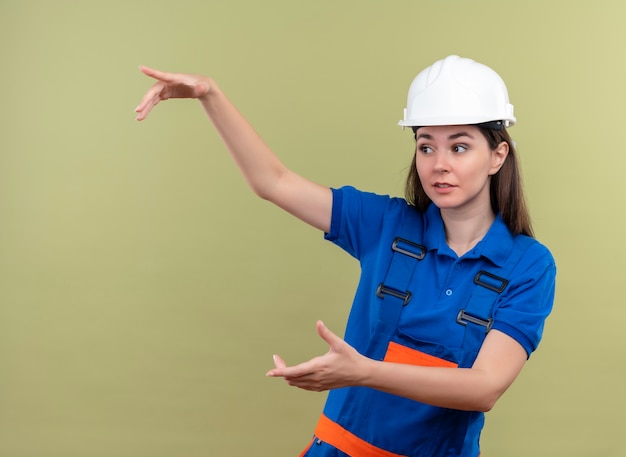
[423,204,514,266]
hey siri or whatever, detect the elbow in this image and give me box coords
[477,398,497,413]
[254,186,273,201]
[466,398,496,413]
[474,388,506,412]
[467,369,517,412]
[246,177,277,202]
[250,167,286,202]
[438,389,502,412]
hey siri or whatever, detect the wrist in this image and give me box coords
[355,357,379,388]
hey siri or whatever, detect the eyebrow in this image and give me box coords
[416,131,475,141]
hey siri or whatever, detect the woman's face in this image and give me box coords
[414,125,508,215]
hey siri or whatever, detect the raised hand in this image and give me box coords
[134,66,212,121]
[133,64,333,233]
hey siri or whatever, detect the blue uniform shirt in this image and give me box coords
[326,186,555,357]
[303,186,556,457]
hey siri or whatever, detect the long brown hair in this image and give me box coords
[405,126,534,237]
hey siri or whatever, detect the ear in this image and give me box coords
[489,141,509,175]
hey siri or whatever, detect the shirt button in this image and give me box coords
[445,289,453,296]
[454,263,461,270]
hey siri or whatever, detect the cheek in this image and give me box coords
[414,165,428,185]
[414,161,432,192]
[414,156,428,176]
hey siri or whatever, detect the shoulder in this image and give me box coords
[331,185,418,223]
[332,185,410,208]
[512,234,556,273]
[483,214,556,272]
[326,186,424,255]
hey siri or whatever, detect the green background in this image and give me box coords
[1,1,624,456]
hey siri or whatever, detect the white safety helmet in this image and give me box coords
[398,55,516,129]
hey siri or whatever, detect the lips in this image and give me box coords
[433,182,456,193]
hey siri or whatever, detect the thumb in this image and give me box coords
[272,354,287,369]
[192,81,210,98]
[316,320,341,348]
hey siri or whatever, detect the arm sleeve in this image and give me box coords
[492,243,557,357]
[324,186,403,260]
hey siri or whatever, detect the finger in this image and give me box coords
[267,357,318,378]
[135,82,167,120]
[140,65,204,93]
[134,96,159,121]
[316,320,341,348]
[273,354,287,369]
[135,66,177,120]
[142,65,210,95]
[284,378,327,392]
[139,65,179,84]
[266,354,288,377]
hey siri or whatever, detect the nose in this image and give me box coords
[433,152,451,173]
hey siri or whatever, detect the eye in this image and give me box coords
[453,144,468,153]
[418,145,434,154]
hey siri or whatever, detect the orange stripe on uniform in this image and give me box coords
[313,414,408,457]
[383,341,458,368]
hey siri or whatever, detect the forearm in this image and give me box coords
[356,331,528,412]
[360,360,501,412]
[198,82,287,200]
[197,82,332,231]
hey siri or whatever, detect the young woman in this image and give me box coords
[135,55,556,457]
